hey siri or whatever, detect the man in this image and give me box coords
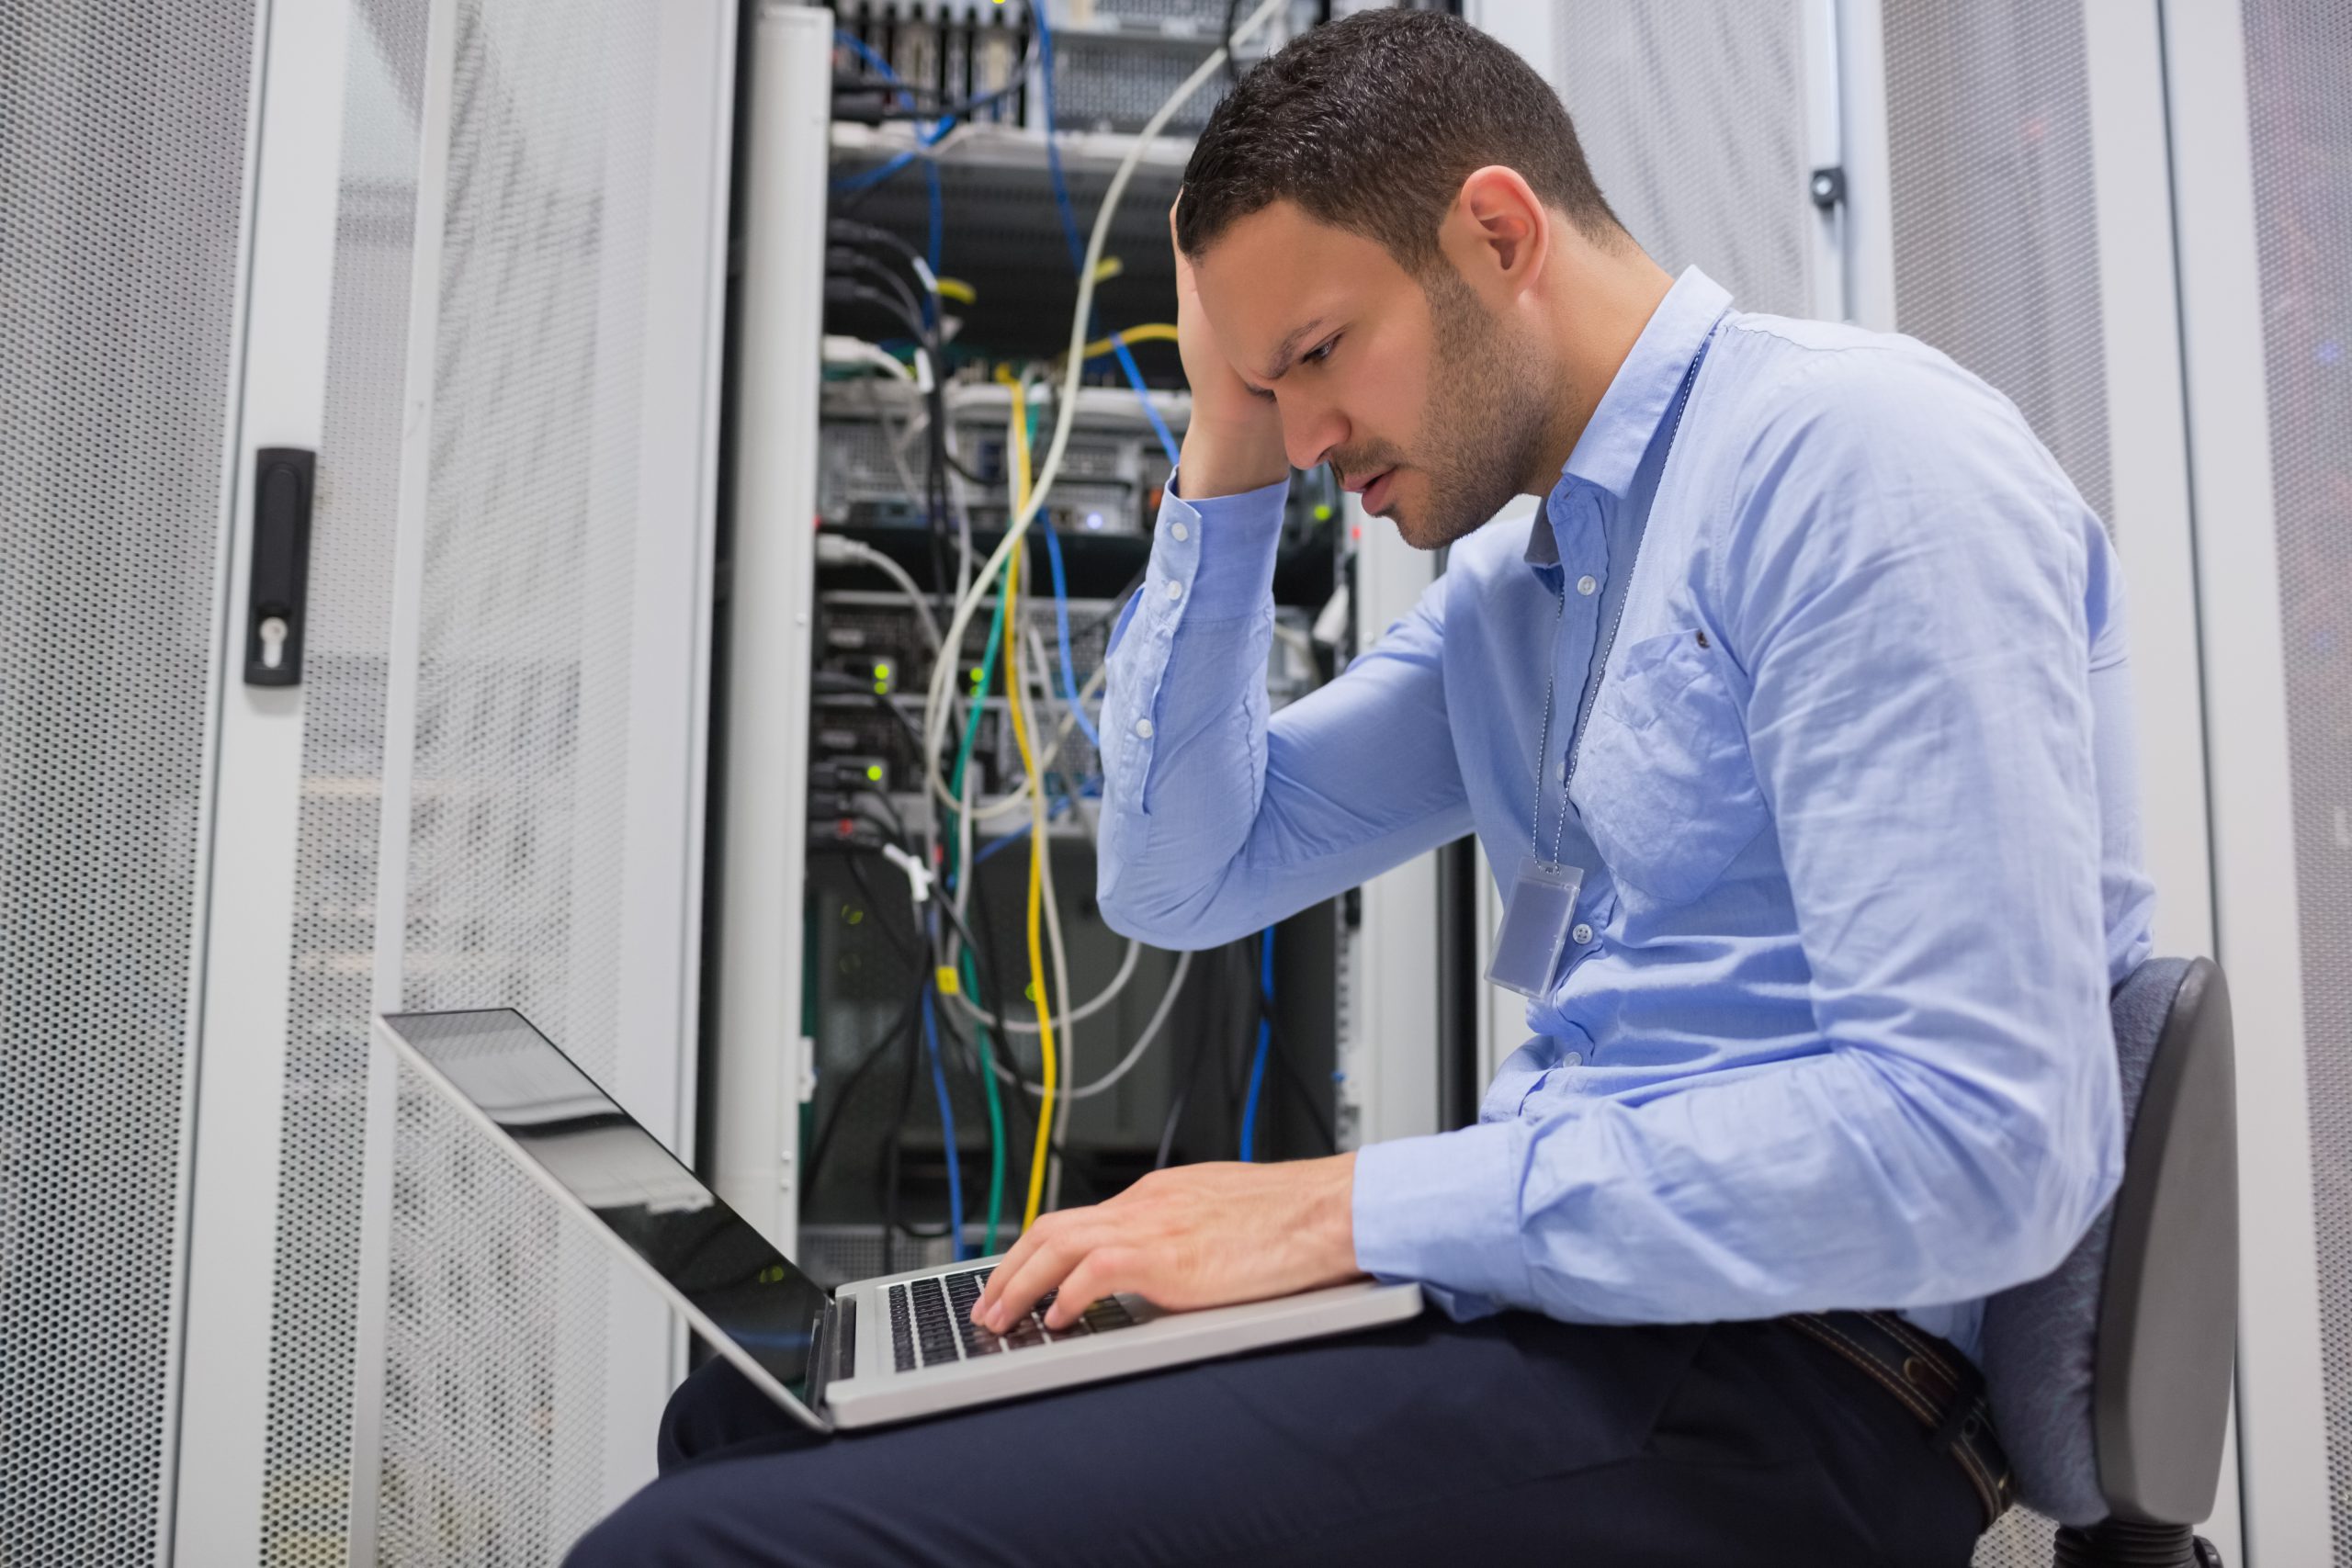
[572,11,2150,1564]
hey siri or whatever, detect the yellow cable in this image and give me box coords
[1080,321,1181,361]
[1000,371,1057,1230]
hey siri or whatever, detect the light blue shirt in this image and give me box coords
[1095,268,2154,1359]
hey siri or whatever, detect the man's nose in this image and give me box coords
[1281,399,1347,476]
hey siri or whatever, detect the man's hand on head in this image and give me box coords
[1169,192,1292,499]
[970,1152,1364,1333]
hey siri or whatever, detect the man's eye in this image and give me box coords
[1305,336,1339,365]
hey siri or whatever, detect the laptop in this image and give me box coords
[373,1008,1423,1430]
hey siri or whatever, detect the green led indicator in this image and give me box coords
[873,661,889,678]
[1313,502,1334,522]
[865,763,884,783]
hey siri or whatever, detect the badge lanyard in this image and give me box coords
[1486,325,1719,998]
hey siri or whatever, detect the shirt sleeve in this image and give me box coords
[1096,475,1473,949]
[1352,350,2124,1324]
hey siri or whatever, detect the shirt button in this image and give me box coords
[1562,1051,1583,1067]
[1570,922,1593,944]
[1170,522,1189,542]
[1166,581,1183,601]
[1134,717,1154,739]
[1576,574,1597,596]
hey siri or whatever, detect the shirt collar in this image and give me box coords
[1523,266,1733,569]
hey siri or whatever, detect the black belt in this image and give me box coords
[1787,1310,2014,1529]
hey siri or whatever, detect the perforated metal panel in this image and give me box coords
[1549,2,1815,319]
[374,0,670,1559]
[257,6,431,1564]
[1973,1508,2055,1568]
[0,4,254,1562]
[1881,0,2113,526]
[2237,0,2352,1558]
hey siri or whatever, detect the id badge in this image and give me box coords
[1486,859,1586,998]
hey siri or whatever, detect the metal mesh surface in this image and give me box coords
[1881,0,2114,525]
[1973,1508,2055,1568]
[0,4,254,1562]
[257,6,430,1564]
[2237,1,2352,1559]
[1549,2,1815,319]
[375,0,667,1560]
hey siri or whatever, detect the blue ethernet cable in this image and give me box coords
[1037,518,1102,750]
[831,30,957,198]
[921,977,967,1260]
[1030,2,1183,466]
[1238,925,1275,1162]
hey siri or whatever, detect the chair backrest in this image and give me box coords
[1977,956,2238,1527]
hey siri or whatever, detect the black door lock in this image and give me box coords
[245,447,314,686]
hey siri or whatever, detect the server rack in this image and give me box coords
[711,0,1439,1283]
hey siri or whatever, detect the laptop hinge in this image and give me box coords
[807,1297,845,1415]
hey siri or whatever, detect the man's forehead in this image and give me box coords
[1192,206,1394,374]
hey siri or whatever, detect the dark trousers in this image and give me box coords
[565,1313,1983,1567]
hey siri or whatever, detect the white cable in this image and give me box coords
[990,946,1191,1101]
[820,333,914,382]
[816,535,940,653]
[919,0,1292,819]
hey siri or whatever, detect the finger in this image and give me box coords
[980,1227,1097,1334]
[974,1211,1060,1319]
[1043,1247,1140,1331]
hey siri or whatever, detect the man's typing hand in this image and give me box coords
[971,1154,1364,1333]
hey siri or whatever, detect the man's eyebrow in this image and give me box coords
[1258,318,1330,383]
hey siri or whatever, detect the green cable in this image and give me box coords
[960,946,1002,1256]
[949,559,1015,1253]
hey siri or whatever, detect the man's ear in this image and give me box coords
[1450,165,1550,295]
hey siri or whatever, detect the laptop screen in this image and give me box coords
[379,1009,832,1410]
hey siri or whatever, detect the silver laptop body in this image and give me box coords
[373,1008,1422,1431]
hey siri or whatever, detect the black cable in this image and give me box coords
[802,987,927,1196]
[824,277,933,353]
[1154,984,1213,1169]
[839,849,922,970]
[832,64,1031,125]
[880,984,926,1272]
[1259,998,1340,1155]
[827,250,925,336]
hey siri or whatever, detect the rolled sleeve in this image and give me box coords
[1351,1123,1526,1318]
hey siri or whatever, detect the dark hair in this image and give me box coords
[1176,9,1623,272]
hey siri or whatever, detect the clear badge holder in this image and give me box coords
[1486,858,1585,998]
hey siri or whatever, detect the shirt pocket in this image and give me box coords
[1571,627,1770,906]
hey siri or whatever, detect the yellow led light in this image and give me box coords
[1313,502,1333,522]
[934,965,961,996]
[865,763,883,782]
[873,661,888,678]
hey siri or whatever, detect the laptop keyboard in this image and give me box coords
[886,1267,1138,1373]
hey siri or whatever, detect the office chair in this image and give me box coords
[1978,956,2237,1568]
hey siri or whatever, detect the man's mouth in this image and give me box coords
[1345,467,1397,515]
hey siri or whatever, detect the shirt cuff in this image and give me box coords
[1158,468,1289,614]
[1351,1122,1529,1306]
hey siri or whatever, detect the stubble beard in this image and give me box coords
[1385,265,1560,552]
